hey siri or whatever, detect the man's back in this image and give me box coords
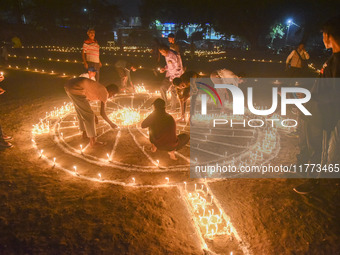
[141,110,178,150]
[64,77,108,102]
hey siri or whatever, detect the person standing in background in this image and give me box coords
[82,29,102,81]
[0,73,13,149]
[294,16,340,194]
[159,44,184,111]
[114,60,137,92]
[286,43,310,77]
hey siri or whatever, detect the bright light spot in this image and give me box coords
[109,108,140,127]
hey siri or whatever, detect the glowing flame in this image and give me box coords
[109,108,140,127]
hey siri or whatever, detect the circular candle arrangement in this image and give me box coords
[31,91,280,185]
[30,88,280,254]
[3,44,289,254]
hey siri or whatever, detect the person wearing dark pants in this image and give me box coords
[294,16,340,194]
[141,98,189,160]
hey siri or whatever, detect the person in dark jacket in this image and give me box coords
[141,98,189,160]
[294,15,340,194]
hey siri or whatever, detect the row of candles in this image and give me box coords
[257,129,277,154]
[184,182,233,240]
[3,64,167,98]
[32,101,240,253]
[12,45,321,74]
[22,45,226,56]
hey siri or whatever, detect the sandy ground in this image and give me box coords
[0,52,339,254]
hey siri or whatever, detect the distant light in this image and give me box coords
[83,8,87,12]
[287,19,292,25]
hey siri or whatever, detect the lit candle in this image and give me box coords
[53,157,56,166]
[194,183,197,191]
[40,149,44,158]
[132,177,135,184]
[156,160,159,167]
[184,181,187,191]
[210,196,213,204]
[98,173,102,180]
[165,177,169,183]
[80,144,83,153]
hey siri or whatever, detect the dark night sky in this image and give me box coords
[110,0,140,16]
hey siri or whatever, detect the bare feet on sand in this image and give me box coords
[89,137,106,147]
[90,141,106,147]
[168,151,177,160]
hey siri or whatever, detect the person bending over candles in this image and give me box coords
[64,77,119,147]
[173,71,199,123]
[79,66,97,81]
[141,98,189,160]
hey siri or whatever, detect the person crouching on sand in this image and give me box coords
[64,77,119,147]
[141,98,189,160]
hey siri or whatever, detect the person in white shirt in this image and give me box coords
[159,44,184,111]
[210,68,243,108]
[286,43,310,77]
[79,66,97,81]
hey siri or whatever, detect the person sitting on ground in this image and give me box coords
[141,98,189,160]
[173,71,199,123]
[64,77,119,147]
[79,66,97,81]
[0,73,13,149]
[114,60,137,92]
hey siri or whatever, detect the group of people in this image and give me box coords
[293,16,340,194]
[2,16,339,170]
[66,30,192,159]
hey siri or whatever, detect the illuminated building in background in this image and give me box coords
[153,20,223,40]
